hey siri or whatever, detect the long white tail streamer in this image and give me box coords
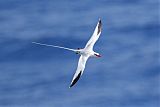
[32,42,77,52]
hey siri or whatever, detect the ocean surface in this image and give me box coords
[0,0,159,107]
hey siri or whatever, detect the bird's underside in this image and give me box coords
[32,18,102,88]
[69,19,102,88]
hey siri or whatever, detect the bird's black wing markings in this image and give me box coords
[97,19,102,35]
[70,71,82,88]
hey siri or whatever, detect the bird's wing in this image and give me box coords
[70,55,89,88]
[84,19,102,51]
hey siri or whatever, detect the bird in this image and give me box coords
[32,18,102,88]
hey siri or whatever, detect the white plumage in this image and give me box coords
[32,18,102,88]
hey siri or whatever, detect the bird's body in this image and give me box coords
[32,18,102,88]
[76,49,92,57]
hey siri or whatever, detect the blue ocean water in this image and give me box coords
[0,0,159,107]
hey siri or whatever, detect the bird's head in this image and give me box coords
[94,52,101,58]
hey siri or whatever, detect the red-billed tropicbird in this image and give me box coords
[32,18,102,88]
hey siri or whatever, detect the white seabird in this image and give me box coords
[32,18,102,88]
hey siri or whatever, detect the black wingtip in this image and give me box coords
[97,18,102,35]
[69,71,82,88]
[99,18,102,25]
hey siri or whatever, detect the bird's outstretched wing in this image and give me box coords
[70,55,89,88]
[85,18,102,51]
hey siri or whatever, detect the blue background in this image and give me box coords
[0,0,159,107]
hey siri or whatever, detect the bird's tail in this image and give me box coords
[32,42,77,52]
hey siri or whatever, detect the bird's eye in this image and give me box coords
[94,54,101,57]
